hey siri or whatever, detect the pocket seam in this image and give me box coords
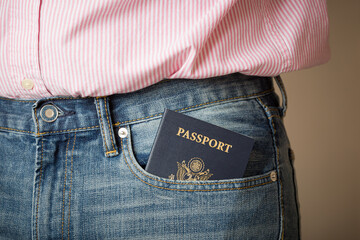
[255,96,285,239]
[256,96,282,119]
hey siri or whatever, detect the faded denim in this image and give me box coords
[0,73,300,239]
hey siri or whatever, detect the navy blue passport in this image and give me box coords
[144,109,255,181]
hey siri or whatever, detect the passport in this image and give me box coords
[145,109,255,181]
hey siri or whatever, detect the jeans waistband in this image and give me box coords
[0,73,287,156]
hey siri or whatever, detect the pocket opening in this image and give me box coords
[120,123,278,192]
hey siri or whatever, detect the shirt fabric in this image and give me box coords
[0,0,330,99]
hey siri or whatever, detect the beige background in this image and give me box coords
[276,1,360,239]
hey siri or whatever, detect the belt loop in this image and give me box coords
[94,97,119,157]
[274,75,287,118]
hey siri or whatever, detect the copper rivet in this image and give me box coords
[270,171,277,182]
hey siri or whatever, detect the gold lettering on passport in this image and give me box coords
[176,127,233,153]
[168,157,213,181]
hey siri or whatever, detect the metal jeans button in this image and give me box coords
[40,104,59,122]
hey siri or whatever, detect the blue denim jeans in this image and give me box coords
[0,73,299,239]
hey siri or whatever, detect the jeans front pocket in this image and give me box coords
[121,95,280,189]
[113,94,284,239]
[122,122,278,191]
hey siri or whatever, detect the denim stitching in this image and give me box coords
[37,126,99,135]
[61,136,71,239]
[113,88,274,126]
[34,107,40,134]
[113,113,162,126]
[121,137,274,188]
[35,136,44,240]
[256,97,278,134]
[68,132,76,240]
[105,150,117,154]
[1,123,98,136]
[0,126,35,134]
[104,98,116,152]
[256,97,282,120]
[96,98,109,153]
[277,147,285,240]
[255,97,285,240]
[121,138,273,191]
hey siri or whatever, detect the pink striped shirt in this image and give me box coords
[0,0,330,99]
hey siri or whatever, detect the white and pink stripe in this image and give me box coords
[0,0,330,99]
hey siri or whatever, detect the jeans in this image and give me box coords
[0,73,299,239]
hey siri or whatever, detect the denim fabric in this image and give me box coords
[0,73,300,239]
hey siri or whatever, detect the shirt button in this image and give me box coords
[118,127,128,138]
[22,78,34,90]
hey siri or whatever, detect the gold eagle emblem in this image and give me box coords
[168,157,213,181]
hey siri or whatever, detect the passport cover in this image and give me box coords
[144,109,255,181]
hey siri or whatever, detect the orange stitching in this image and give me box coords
[1,125,98,136]
[34,107,40,134]
[35,136,44,240]
[267,108,284,239]
[68,132,76,239]
[256,97,281,118]
[105,150,117,154]
[113,88,274,126]
[257,97,277,134]
[96,98,109,153]
[104,98,116,152]
[113,113,163,126]
[121,137,273,189]
[255,96,285,238]
[256,97,268,110]
[275,141,285,240]
[1,124,98,135]
[61,136,71,239]
[0,126,35,134]
[36,126,99,135]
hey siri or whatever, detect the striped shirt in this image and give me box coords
[0,0,330,99]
